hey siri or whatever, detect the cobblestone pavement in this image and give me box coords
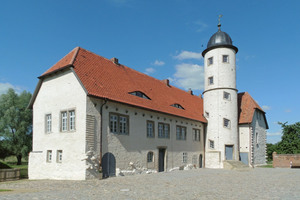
[1,168,300,200]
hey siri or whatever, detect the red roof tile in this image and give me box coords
[238,92,266,124]
[41,47,207,122]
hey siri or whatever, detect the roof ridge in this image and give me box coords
[70,47,80,65]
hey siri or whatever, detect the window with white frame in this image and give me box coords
[209,140,214,149]
[57,150,63,163]
[223,55,229,63]
[223,118,231,128]
[109,113,129,135]
[223,91,231,100]
[158,123,170,138]
[47,150,52,162]
[208,76,214,85]
[45,114,52,133]
[147,151,154,162]
[183,152,187,163]
[147,121,154,138]
[208,57,213,65]
[61,110,76,132]
[193,129,201,141]
[176,125,187,140]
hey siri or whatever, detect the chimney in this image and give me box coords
[162,79,170,87]
[188,88,193,95]
[111,57,119,65]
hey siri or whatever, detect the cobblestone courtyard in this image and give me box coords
[1,168,299,200]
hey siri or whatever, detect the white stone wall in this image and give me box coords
[239,124,250,153]
[29,70,87,180]
[203,47,238,168]
[88,100,205,173]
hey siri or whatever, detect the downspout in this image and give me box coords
[99,98,108,171]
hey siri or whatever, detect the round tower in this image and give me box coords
[202,20,239,168]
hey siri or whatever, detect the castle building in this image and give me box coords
[28,23,268,180]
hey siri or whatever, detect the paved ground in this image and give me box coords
[1,168,300,200]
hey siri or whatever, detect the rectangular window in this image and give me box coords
[47,150,52,162]
[158,123,170,138]
[223,92,231,100]
[147,152,154,162]
[223,118,231,128]
[208,76,214,85]
[69,110,75,131]
[147,121,154,138]
[223,55,229,63]
[176,125,187,140]
[193,129,201,141]
[109,113,129,135]
[61,111,68,131]
[209,140,214,149]
[208,57,213,65]
[57,150,63,163]
[46,114,52,133]
[183,152,187,163]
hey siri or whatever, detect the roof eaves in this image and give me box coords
[38,64,74,79]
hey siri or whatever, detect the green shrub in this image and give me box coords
[0,161,12,169]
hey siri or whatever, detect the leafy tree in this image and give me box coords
[0,88,32,165]
[266,143,278,162]
[276,122,300,154]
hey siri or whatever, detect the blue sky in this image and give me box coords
[0,0,299,144]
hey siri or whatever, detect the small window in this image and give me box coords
[193,129,201,141]
[147,152,154,162]
[208,76,214,85]
[223,92,231,100]
[223,55,229,63]
[147,121,154,138]
[176,126,187,140]
[109,113,129,135]
[158,123,170,138]
[208,57,213,65]
[129,91,151,100]
[209,140,214,149]
[69,110,75,131]
[45,114,52,133]
[171,104,184,110]
[61,110,76,132]
[256,132,259,145]
[183,152,187,163]
[223,118,231,128]
[61,111,68,131]
[57,150,63,163]
[205,112,209,118]
[47,150,52,162]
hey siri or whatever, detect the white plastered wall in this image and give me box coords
[29,70,87,180]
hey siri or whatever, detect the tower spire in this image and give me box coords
[218,14,223,30]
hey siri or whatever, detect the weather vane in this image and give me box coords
[218,14,223,30]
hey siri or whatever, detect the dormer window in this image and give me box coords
[171,104,184,110]
[129,91,150,100]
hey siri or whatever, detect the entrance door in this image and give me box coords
[102,152,116,178]
[158,148,165,172]
[225,145,233,160]
[199,154,203,168]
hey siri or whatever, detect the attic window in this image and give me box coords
[129,91,150,100]
[171,104,184,110]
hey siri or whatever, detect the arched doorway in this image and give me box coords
[102,152,116,178]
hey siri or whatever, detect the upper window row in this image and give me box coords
[45,110,76,133]
[208,55,229,66]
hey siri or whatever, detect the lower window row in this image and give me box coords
[47,150,63,163]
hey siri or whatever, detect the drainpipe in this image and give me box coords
[99,98,108,171]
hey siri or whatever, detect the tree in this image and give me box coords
[0,88,32,165]
[266,143,278,162]
[276,122,300,154]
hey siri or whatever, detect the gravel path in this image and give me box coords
[1,168,299,200]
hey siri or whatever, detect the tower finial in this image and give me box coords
[218,14,223,30]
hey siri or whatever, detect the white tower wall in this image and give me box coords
[203,47,238,168]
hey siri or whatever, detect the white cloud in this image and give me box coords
[153,60,165,66]
[262,105,271,111]
[194,20,208,32]
[171,63,204,91]
[267,132,282,136]
[0,82,22,95]
[174,51,202,60]
[144,68,155,74]
[285,109,291,113]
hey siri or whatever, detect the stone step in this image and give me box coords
[223,160,252,171]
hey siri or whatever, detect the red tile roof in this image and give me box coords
[238,92,268,128]
[41,47,207,122]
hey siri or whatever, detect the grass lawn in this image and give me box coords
[0,189,13,192]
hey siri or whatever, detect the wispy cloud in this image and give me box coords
[170,63,204,91]
[153,60,165,66]
[267,132,282,136]
[194,20,208,32]
[0,82,22,95]
[262,105,271,111]
[144,68,155,75]
[174,50,202,60]
[285,109,291,113]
